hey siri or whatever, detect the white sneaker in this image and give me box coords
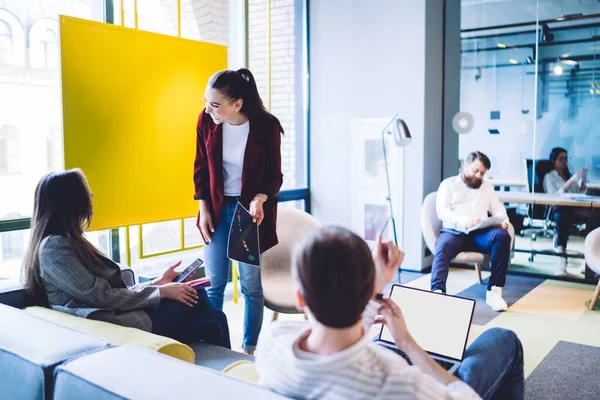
[555,258,567,276]
[433,289,444,294]
[486,286,508,311]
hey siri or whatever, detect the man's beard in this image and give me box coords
[462,173,482,189]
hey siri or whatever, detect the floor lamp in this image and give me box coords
[381,114,412,248]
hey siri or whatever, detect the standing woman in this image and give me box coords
[194,68,283,354]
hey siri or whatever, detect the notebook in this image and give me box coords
[227,202,261,267]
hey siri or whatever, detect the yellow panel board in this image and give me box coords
[60,16,226,230]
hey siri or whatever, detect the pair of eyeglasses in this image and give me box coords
[557,156,568,162]
[200,97,235,110]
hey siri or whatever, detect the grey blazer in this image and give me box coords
[39,235,161,332]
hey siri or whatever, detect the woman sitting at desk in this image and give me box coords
[544,147,599,275]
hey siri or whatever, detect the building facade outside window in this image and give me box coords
[0,125,20,175]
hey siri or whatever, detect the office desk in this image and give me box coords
[488,180,600,191]
[496,191,600,280]
[496,192,600,208]
[487,179,527,188]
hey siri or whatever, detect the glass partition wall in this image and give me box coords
[458,0,600,281]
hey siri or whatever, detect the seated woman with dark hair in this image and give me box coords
[21,169,230,348]
[544,147,600,275]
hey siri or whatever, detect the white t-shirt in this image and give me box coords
[222,120,250,196]
[436,175,509,232]
[256,320,480,400]
[543,170,582,194]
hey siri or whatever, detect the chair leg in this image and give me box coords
[589,281,600,311]
[272,311,279,322]
[474,263,483,284]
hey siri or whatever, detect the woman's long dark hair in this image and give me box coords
[208,68,284,133]
[22,169,105,297]
[549,147,572,180]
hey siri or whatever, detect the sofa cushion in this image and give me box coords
[53,345,288,399]
[0,303,110,400]
[24,306,195,363]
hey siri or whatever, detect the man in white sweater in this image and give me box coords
[256,226,524,400]
[433,151,511,311]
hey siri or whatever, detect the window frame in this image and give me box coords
[0,0,311,266]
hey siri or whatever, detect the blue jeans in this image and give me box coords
[204,199,264,352]
[458,328,524,400]
[431,227,511,292]
[148,288,231,349]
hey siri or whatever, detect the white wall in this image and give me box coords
[309,0,446,270]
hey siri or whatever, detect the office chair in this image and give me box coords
[520,159,556,248]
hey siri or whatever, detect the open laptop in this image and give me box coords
[375,284,476,374]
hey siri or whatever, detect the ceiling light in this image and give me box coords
[596,90,600,94]
[509,59,518,64]
[591,89,595,95]
[553,65,564,75]
[497,43,506,48]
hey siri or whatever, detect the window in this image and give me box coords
[118,0,229,45]
[46,127,63,171]
[0,1,103,279]
[0,8,25,66]
[0,20,11,63]
[0,125,20,175]
[247,0,307,191]
[0,213,25,263]
[0,0,309,280]
[29,19,59,69]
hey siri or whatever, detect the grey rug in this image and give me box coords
[525,341,600,400]
[456,275,545,325]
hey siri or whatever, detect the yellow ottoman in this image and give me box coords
[223,360,262,384]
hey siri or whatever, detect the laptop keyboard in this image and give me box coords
[377,343,412,365]
[435,358,456,371]
[377,342,456,371]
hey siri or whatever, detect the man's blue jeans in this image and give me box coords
[204,199,264,352]
[458,327,524,400]
[431,227,511,292]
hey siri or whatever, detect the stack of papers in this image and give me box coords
[446,216,505,235]
[563,193,596,201]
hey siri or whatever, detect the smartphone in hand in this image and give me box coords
[173,258,204,283]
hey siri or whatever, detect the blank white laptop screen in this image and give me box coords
[380,286,474,361]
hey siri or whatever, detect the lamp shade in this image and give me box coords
[383,116,412,147]
[393,118,412,147]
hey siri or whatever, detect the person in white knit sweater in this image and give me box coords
[256,226,524,400]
